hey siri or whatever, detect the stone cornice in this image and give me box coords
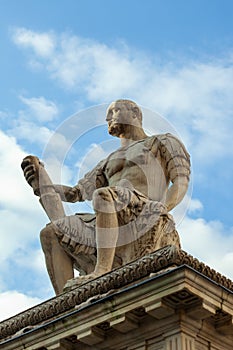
[0,245,233,341]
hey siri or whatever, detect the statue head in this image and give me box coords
[106,99,143,138]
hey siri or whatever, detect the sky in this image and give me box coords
[0,0,233,321]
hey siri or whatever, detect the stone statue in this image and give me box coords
[21,100,190,295]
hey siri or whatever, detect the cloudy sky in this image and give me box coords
[0,0,233,321]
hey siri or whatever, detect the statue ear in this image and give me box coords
[132,106,139,118]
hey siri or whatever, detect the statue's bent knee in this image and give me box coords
[93,187,114,212]
[40,224,57,251]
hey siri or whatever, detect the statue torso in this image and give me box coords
[103,136,169,202]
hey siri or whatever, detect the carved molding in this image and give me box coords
[0,245,233,340]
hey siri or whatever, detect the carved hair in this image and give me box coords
[115,99,143,125]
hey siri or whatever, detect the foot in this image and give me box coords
[63,272,103,292]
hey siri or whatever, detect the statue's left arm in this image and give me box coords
[165,176,189,212]
[159,134,191,211]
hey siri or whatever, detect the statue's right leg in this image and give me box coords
[40,223,74,295]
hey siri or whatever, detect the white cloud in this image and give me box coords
[179,215,233,280]
[0,291,42,321]
[42,132,73,164]
[171,196,233,281]
[11,28,233,165]
[0,151,53,301]
[10,119,53,146]
[8,95,59,147]
[43,156,74,185]
[12,27,55,58]
[187,198,203,214]
[0,128,81,284]
[169,195,233,281]
[0,130,34,210]
[8,247,45,274]
[20,95,59,122]
[0,210,42,261]
[0,130,48,264]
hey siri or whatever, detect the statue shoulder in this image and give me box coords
[146,133,190,160]
[145,133,191,182]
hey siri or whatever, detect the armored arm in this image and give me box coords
[45,158,108,203]
[165,177,189,211]
[22,156,108,203]
[51,185,82,203]
[163,133,191,211]
[150,133,191,211]
[74,159,108,201]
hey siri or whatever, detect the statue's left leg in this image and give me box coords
[92,188,119,276]
[64,187,119,289]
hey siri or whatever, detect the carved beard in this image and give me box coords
[108,123,125,137]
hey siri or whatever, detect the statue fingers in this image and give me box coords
[24,164,36,182]
[21,155,47,196]
[21,155,43,171]
[65,188,77,202]
[21,157,33,171]
[25,171,37,186]
[24,164,35,174]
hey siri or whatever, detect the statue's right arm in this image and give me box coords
[21,155,108,203]
[53,159,108,203]
[21,156,83,202]
[52,185,82,203]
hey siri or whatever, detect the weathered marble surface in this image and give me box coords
[21,100,190,294]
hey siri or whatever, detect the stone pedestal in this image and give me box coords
[0,246,232,349]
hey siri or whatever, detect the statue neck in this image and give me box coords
[120,127,147,147]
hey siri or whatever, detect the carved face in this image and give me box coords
[106,101,138,138]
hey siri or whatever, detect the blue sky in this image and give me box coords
[0,0,233,320]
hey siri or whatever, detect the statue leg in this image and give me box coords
[40,224,74,295]
[36,159,74,294]
[38,167,77,294]
[63,187,119,289]
[93,188,119,276]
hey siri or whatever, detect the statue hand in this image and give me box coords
[65,187,80,202]
[21,155,43,195]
